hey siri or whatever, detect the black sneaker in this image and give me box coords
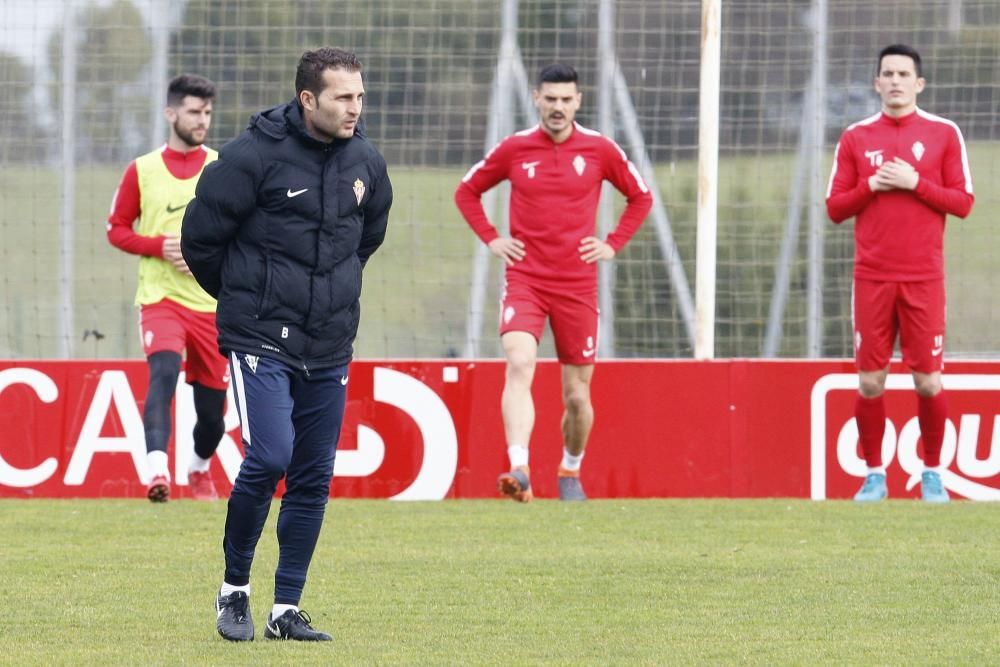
[216,590,254,641]
[264,609,332,641]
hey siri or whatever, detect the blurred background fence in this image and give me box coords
[0,0,997,360]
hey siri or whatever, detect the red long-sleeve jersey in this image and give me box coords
[455,123,653,289]
[106,145,211,257]
[826,109,974,281]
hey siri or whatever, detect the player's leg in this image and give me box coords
[188,384,225,500]
[556,364,594,501]
[900,279,949,503]
[498,331,539,501]
[217,353,295,642]
[138,301,186,502]
[496,280,546,502]
[550,288,599,501]
[852,279,896,502]
[183,307,230,500]
[265,364,347,641]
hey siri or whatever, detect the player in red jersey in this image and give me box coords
[107,74,229,502]
[455,64,652,502]
[826,44,974,503]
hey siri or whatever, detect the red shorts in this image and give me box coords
[853,279,945,374]
[138,299,229,390]
[499,280,599,365]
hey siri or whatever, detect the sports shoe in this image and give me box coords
[557,466,587,501]
[188,470,219,501]
[264,609,332,641]
[147,474,170,503]
[921,470,950,503]
[216,590,254,642]
[853,472,887,502]
[497,466,533,503]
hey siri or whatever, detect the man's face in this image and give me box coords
[302,67,364,141]
[874,54,924,114]
[166,95,212,148]
[533,81,581,136]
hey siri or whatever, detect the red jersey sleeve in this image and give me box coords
[106,161,166,257]
[454,139,513,245]
[601,139,653,252]
[825,131,876,223]
[913,125,974,219]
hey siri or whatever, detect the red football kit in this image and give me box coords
[455,123,652,363]
[108,145,228,389]
[826,108,974,373]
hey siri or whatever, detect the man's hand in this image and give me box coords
[869,157,920,192]
[578,236,615,264]
[488,237,526,267]
[162,234,193,276]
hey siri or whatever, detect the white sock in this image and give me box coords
[507,444,529,469]
[271,603,298,620]
[561,449,584,472]
[220,582,250,596]
[867,466,886,476]
[147,450,169,479]
[189,454,212,474]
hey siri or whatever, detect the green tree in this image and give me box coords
[0,52,46,163]
[47,0,151,163]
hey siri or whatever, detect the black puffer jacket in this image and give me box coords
[181,100,392,370]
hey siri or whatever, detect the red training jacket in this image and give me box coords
[825,108,974,281]
[455,123,653,289]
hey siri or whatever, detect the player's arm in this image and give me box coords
[454,139,513,248]
[912,126,975,219]
[181,138,261,298]
[358,154,393,268]
[597,139,653,260]
[825,132,876,223]
[106,161,168,257]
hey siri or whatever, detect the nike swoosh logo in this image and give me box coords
[581,348,596,358]
[166,203,187,214]
[266,621,281,638]
[931,347,943,357]
[286,188,309,198]
[341,376,349,385]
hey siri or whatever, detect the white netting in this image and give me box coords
[0,0,996,359]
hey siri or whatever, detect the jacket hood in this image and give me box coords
[247,99,368,146]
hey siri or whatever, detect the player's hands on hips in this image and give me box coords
[869,157,919,192]
[488,237,526,267]
[578,236,615,264]
[162,234,193,276]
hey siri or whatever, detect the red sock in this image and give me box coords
[918,391,948,468]
[855,395,886,467]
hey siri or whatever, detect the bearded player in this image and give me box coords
[107,74,229,502]
[455,63,652,502]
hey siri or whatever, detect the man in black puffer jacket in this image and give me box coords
[181,47,391,643]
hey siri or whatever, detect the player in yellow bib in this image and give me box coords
[107,74,228,502]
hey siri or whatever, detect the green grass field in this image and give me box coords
[5,498,999,665]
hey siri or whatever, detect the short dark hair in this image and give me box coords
[295,47,363,97]
[877,44,922,77]
[536,63,578,87]
[167,74,215,107]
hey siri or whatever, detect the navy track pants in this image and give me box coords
[223,352,348,605]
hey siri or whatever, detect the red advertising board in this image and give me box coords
[2,359,999,500]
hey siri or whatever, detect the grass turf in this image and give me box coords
[4,498,999,664]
